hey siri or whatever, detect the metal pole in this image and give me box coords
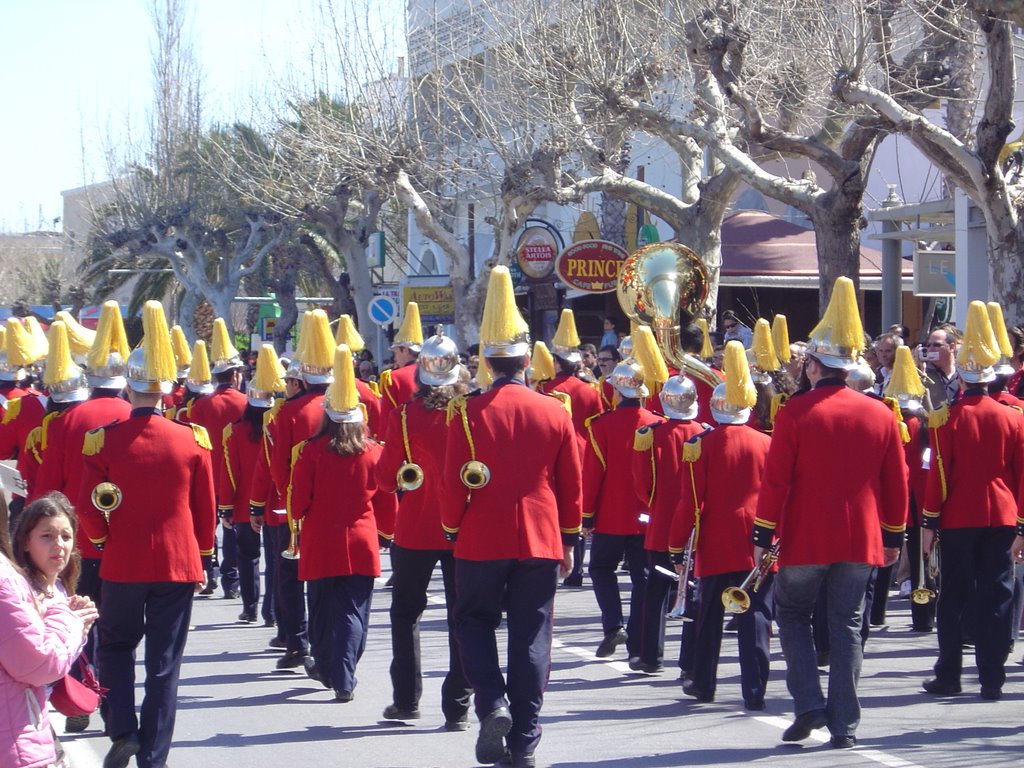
[880,185,902,332]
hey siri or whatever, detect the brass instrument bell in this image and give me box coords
[91,481,123,515]
[460,460,490,489]
[281,520,301,560]
[397,462,425,492]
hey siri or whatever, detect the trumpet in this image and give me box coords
[281,519,301,560]
[460,460,490,490]
[397,462,424,491]
[722,542,779,614]
[91,481,123,521]
[665,528,696,621]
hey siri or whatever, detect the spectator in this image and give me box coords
[921,325,961,409]
[872,333,904,395]
[720,310,754,348]
[580,344,599,378]
[600,317,619,349]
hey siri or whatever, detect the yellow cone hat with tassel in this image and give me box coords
[529,341,557,385]
[884,346,926,409]
[43,321,89,403]
[806,277,864,370]
[126,301,177,394]
[87,301,131,389]
[957,300,1000,383]
[335,315,365,353]
[710,340,756,424]
[5,319,35,371]
[248,343,286,407]
[608,326,659,399]
[480,266,530,358]
[210,318,243,374]
[391,302,424,352]
[170,325,192,379]
[987,302,1015,375]
[551,309,582,363]
[0,321,25,382]
[301,309,336,385]
[695,318,714,360]
[55,311,96,363]
[750,318,781,382]
[632,325,670,390]
[772,314,792,363]
[23,316,49,363]
[284,311,311,381]
[324,345,363,423]
[186,341,214,394]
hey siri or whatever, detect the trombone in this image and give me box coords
[722,541,779,614]
[663,527,696,622]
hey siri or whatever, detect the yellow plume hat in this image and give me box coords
[284,311,312,380]
[806,277,864,369]
[632,326,670,388]
[551,309,581,361]
[169,324,192,375]
[23,316,49,363]
[86,301,131,387]
[335,315,365,353]
[696,318,714,360]
[43,321,88,402]
[5,319,36,368]
[751,318,781,377]
[392,302,424,351]
[709,340,756,424]
[530,341,557,383]
[249,344,286,406]
[301,309,336,384]
[987,302,1015,373]
[480,266,530,357]
[772,314,792,363]
[187,340,214,393]
[55,311,96,360]
[884,346,926,406]
[126,301,177,393]
[957,300,1000,383]
[476,356,493,389]
[324,345,363,422]
[210,317,243,374]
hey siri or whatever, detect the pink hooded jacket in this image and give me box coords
[0,555,84,768]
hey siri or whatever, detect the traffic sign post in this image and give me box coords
[367,295,399,327]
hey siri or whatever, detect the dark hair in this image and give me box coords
[315,415,367,457]
[0,494,11,561]
[598,345,621,362]
[214,369,239,385]
[240,403,267,442]
[414,368,470,410]
[752,379,778,432]
[486,355,528,378]
[554,355,577,376]
[14,492,80,594]
[679,322,704,355]
[579,343,597,356]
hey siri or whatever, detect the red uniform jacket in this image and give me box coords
[441,380,582,561]
[379,363,417,422]
[0,394,47,497]
[218,420,262,523]
[0,384,32,422]
[77,409,216,583]
[903,414,928,526]
[632,418,705,552]
[248,421,283,527]
[597,377,615,412]
[923,391,1024,530]
[670,424,770,577]
[375,399,455,550]
[289,436,396,580]
[753,381,908,567]
[993,390,1024,409]
[269,391,325,498]
[694,376,720,425]
[33,394,132,558]
[186,386,247,493]
[356,378,382,439]
[541,374,604,439]
[583,402,662,536]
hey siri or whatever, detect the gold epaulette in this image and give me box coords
[548,390,572,416]
[25,426,42,460]
[585,414,605,470]
[290,440,306,469]
[164,406,177,420]
[882,396,911,444]
[222,423,235,490]
[898,420,910,444]
[367,381,381,398]
[446,394,468,426]
[682,435,702,463]
[82,427,105,456]
[769,392,787,426]
[928,404,949,429]
[40,411,61,452]
[2,397,22,424]
[380,368,395,405]
[190,424,212,450]
[633,424,656,452]
[266,397,284,423]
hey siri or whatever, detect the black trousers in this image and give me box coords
[307,575,373,693]
[589,533,647,657]
[934,526,1015,689]
[869,564,894,625]
[454,558,558,757]
[906,525,937,631]
[677,577,700,676]
[691,571,774,702]
[389,544,471,722]
[98,581,193,768]
[638,551,673,665]
[261,525,278,627]
[220,523,239,596]
[234,522,261,617]
[275,524,307,654]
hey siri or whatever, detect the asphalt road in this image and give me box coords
[58,562,1024,768]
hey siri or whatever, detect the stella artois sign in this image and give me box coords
[515,226,558,279]
[555,240,628,293]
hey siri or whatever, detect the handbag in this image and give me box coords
[49,654,104,717]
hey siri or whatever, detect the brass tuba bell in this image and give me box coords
[91,481,123,516]
[460,460,490,490]
[397,462,424,492]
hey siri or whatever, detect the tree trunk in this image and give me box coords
[990,230,1024,323]
[341,240,380,354]
[177,288,200,341]
[808,207,864,316]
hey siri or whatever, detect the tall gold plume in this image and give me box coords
[632,326,670,387]
[724,340,757,409]
[88,301,131,370]
[335,315,365,353]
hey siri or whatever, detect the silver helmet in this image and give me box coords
[618,335,633,360]
[609,358,648,399]
[0,352,25,383]
[418,326,460,387]
[87,351,127,390]
[126,347,173,395]
[659,374,698,420]
[709,382,750,425]
[47,366,89,404]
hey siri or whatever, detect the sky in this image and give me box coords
[0,0,404,233]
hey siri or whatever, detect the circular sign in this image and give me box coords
[367,295,398,327]
[555,240,629,293]
[515,226,558,279]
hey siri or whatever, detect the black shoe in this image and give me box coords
[476,706,513,764]
[502,753,536,768]
[444,717,469,732]
[263,618,276,628]
[382,703,421,721]
[922,678,961,696]
[816,652,830,668]
[561,575,583,587]
[275,650,307,670]
[596,628,627,658]
[724,616,738,633]
[830,735,857,749]
[628,657,663,674]
[980,686,1002,701]
[238,612,257,623]
[303,657,330,689]
[744,698,765,711]
[103,733,140,768]
[65,714,90,733]
[225,589,240,599]
[682,681,713,703]
[781,709,827,742]
[334,689,354,703]
[267,637,287,650]
[199,579,217,596]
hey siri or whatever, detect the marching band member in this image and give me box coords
[173,340,214,424]
[921,301,1024,701]
[289,344,396,703]
[165,324,192,412]
[441,266,581,768]
[670,341,772,709]
[0,318,47,521]
[379,302,423,421]
[77,301,216,768]
[0,324,33,422]
[375,327,472,729]
[631,371,704,674]
[335,315,381,439]
[583,327,664,661]
[541,309,604,432]
[752,278,906,749]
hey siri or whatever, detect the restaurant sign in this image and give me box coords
[554,240,628,293]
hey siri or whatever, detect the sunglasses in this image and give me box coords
[597,357,615,363]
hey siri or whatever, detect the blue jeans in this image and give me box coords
[775,562,872,738]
